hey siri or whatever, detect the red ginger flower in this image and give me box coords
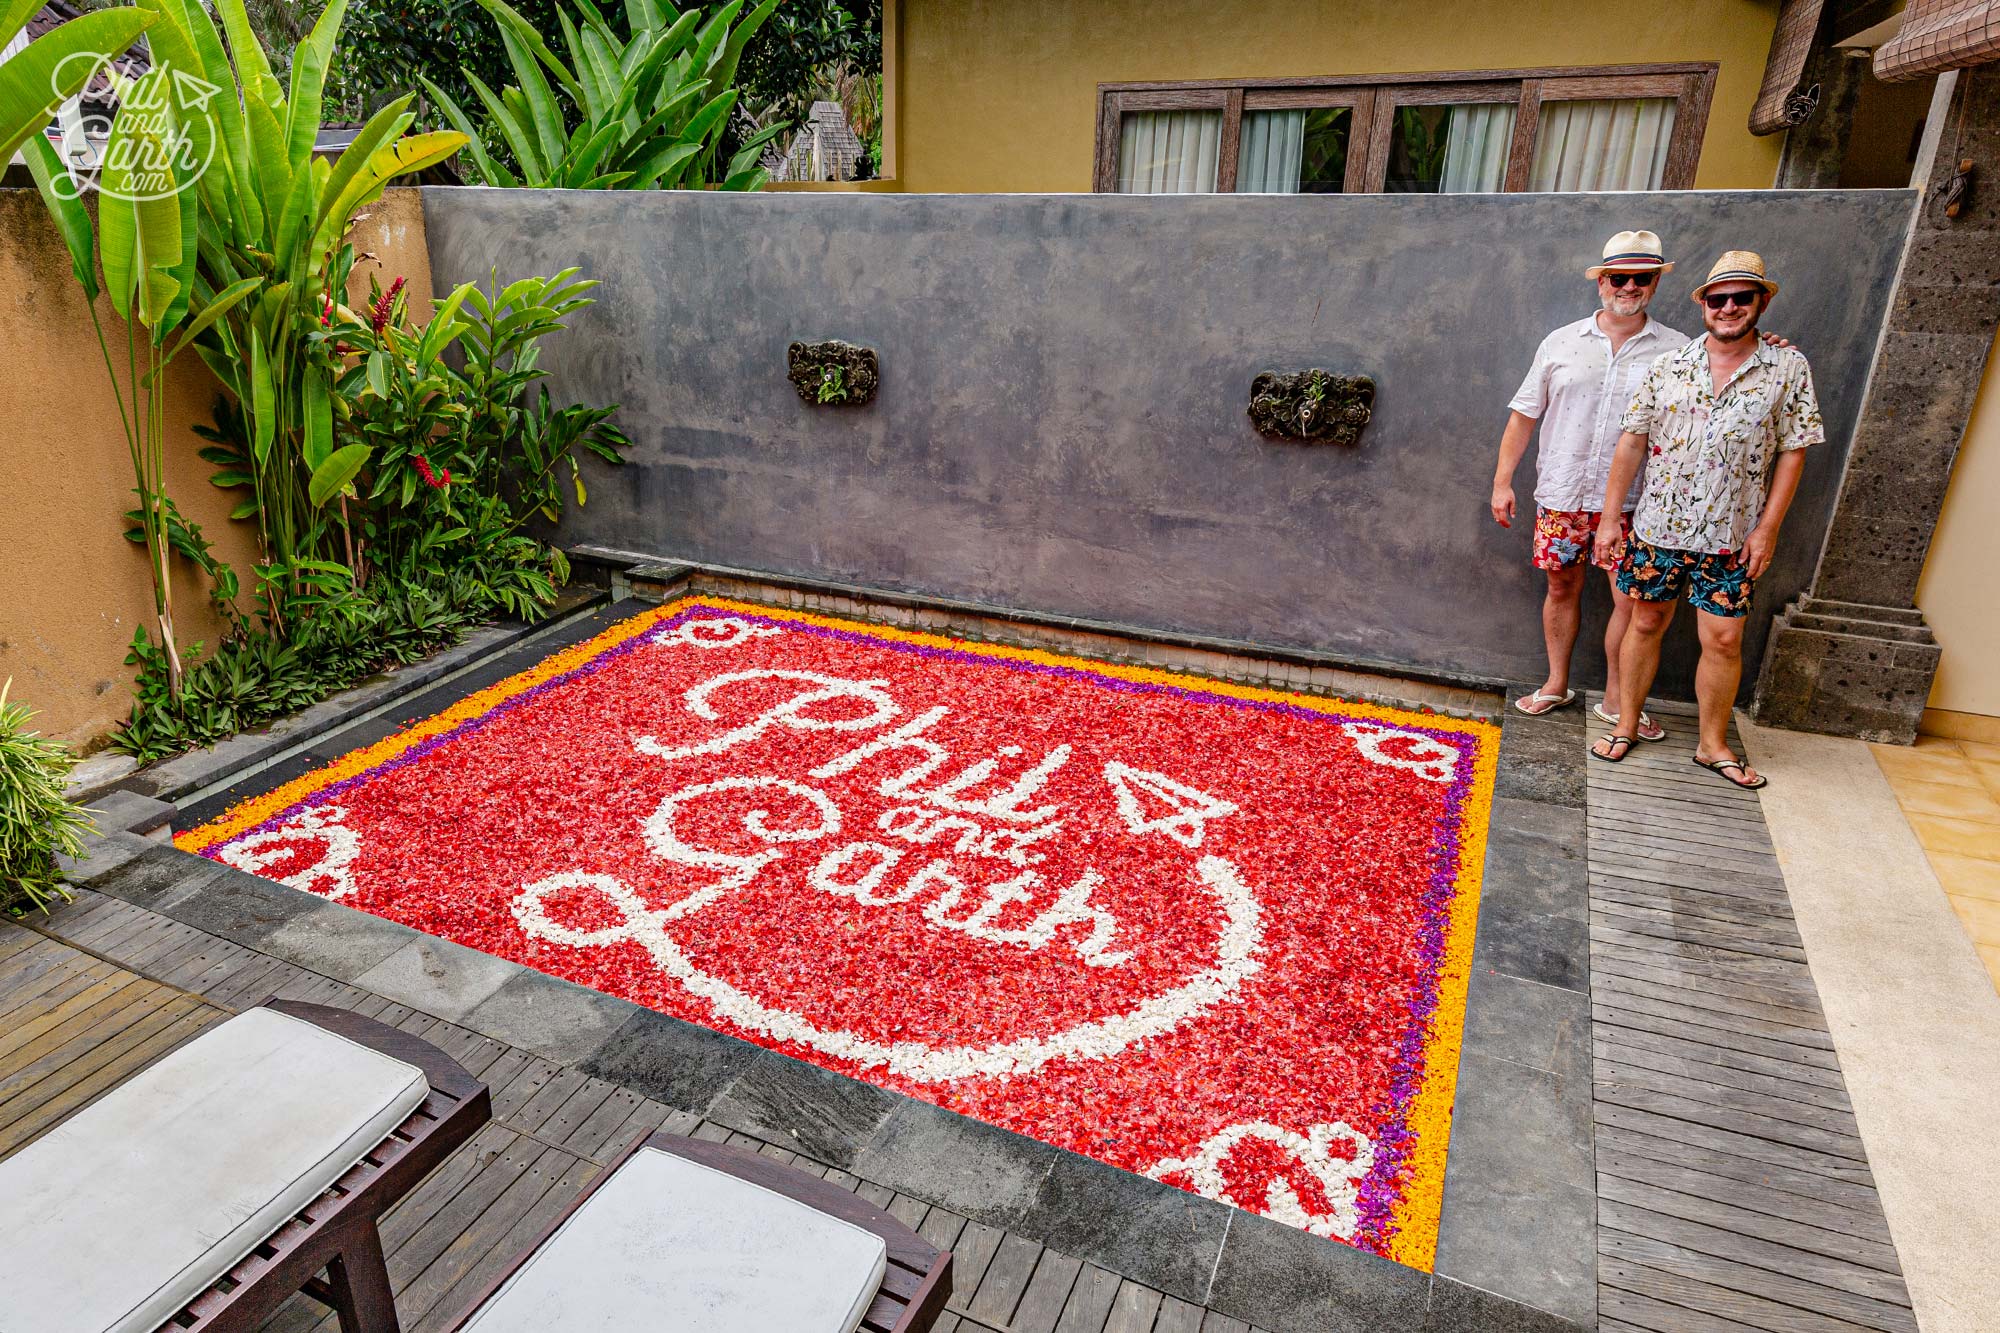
[412,453,451,489]
[371,276,406,335]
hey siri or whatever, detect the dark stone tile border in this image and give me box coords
[1432,692,1596,1329]
[60,634,1593,1332]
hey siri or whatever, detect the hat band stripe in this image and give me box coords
[1703,271,1767,283]
[1602,252,1668,263]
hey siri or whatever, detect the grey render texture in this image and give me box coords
[422,186,1915,701]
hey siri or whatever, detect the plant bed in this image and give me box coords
[179,597,1499,1270]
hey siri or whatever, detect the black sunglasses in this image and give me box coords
[1605,271,1656,289]
[1702,290,1761,310]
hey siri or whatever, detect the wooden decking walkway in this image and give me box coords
[0,895,1272,1333]
[1586,702,1917,1332]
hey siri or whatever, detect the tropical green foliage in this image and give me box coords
[0,0,155,165]
[25,68,264,697]
[423,0,785,188]
[152,0,467,576]
[0,681,92,916]
[729,0,877,169]
[114,271,627,762]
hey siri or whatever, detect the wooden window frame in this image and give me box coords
[1092,63,1716,194]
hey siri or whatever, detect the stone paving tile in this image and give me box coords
[457,968,637,1066]
[353,937,522,1022]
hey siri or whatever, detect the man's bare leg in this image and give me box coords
[1602,572,1633,718]
[1594,599,1673,757]
[1526,565,1586,709]
[1693,610,1759,782]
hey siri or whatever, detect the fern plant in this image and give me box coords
[0,681,93,915]
[424,0,785,189]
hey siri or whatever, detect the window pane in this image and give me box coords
[1385,102,1516,193]
[1117,110,1223,193]
[1236,107,1351,193]
[1530,98,1677,191]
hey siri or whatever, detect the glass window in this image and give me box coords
[1116,110,1224,193]
[1236,107,1352,193]
[1385,103,1516,193]
[1529,97,1677,191]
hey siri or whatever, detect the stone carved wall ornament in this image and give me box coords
[1247,370,1376,444]
[788,339,880,407]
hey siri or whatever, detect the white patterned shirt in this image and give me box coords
[1509,314,1690,513]
[1620,337,1825,555]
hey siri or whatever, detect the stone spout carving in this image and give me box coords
[788,340,880,406]
[1247,370,1375,444]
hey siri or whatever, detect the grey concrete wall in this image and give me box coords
[423,187,1914,697]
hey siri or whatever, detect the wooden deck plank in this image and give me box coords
[1596,1146,1898,1247]
[967,1231,1044,1326]
[1101,1281,1165,1333]
[1594,1040,1856,1113]
[1010,1248,1086,1333]
[1601,1257,1891,1333]
[1050,1265,1124,1333]
[1590,727,1913,1331]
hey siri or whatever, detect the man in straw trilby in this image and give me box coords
[1589,251,1824,789]
[1491,230,1687,739]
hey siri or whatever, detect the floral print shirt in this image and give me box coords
[1620,337,1824,555]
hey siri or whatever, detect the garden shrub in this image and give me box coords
[0,683,92,916]
[111,270,627,764]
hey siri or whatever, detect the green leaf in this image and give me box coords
[22,135,97,302]
[417,78,505,185]
[471,0,583,105]
[0,8,157,165]
[249,332,275,464]
[302,366,332,470]
[162,276,261,365]
[365,350,390,398]
[307,444,371,508]
[627,139,699,190]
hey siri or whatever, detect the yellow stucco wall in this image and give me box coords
[894,0,1787,193]
[0,187,434,751]
[1919,322,2000,724]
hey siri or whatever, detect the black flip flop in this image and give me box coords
[1692,756,1768,790]
[1590,733,1634,764]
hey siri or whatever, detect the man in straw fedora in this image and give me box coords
[1589,251,1824,789]
[1492,229,1687,739]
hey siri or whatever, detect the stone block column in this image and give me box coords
[1755,68,2000,743]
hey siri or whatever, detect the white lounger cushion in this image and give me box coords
[461,1145,890,1333]
[0,1006,428,1333]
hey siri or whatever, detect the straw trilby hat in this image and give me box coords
[1585,230,1673,278]
[1692,250,1778,300]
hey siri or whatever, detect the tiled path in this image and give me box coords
[1,896,1274,1333]
[1586,703,1917,1332]
[1870,734,2000,990]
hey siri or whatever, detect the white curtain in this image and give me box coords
[1439,103,1516,193]
[1530,98,1676,191]
[1236,110,1305,193]
[1116,111,1223,193]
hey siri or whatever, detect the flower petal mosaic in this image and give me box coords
[180,598,1500,1270]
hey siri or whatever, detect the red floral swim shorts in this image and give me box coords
[1532,508,1631,572]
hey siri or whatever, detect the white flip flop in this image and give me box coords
[1514,689,1576,716]
[1592,702,1666,742]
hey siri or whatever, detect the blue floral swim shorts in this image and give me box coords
[1615,537,1753,617]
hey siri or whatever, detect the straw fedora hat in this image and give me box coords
[1691,250,1779,300]
[1585,230,1673,278]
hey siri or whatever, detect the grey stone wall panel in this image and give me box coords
[423,187,1914,696]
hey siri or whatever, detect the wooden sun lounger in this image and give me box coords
[441,1131,954,1333]
[177,1001,493,1332]
[0,998,490,1333]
